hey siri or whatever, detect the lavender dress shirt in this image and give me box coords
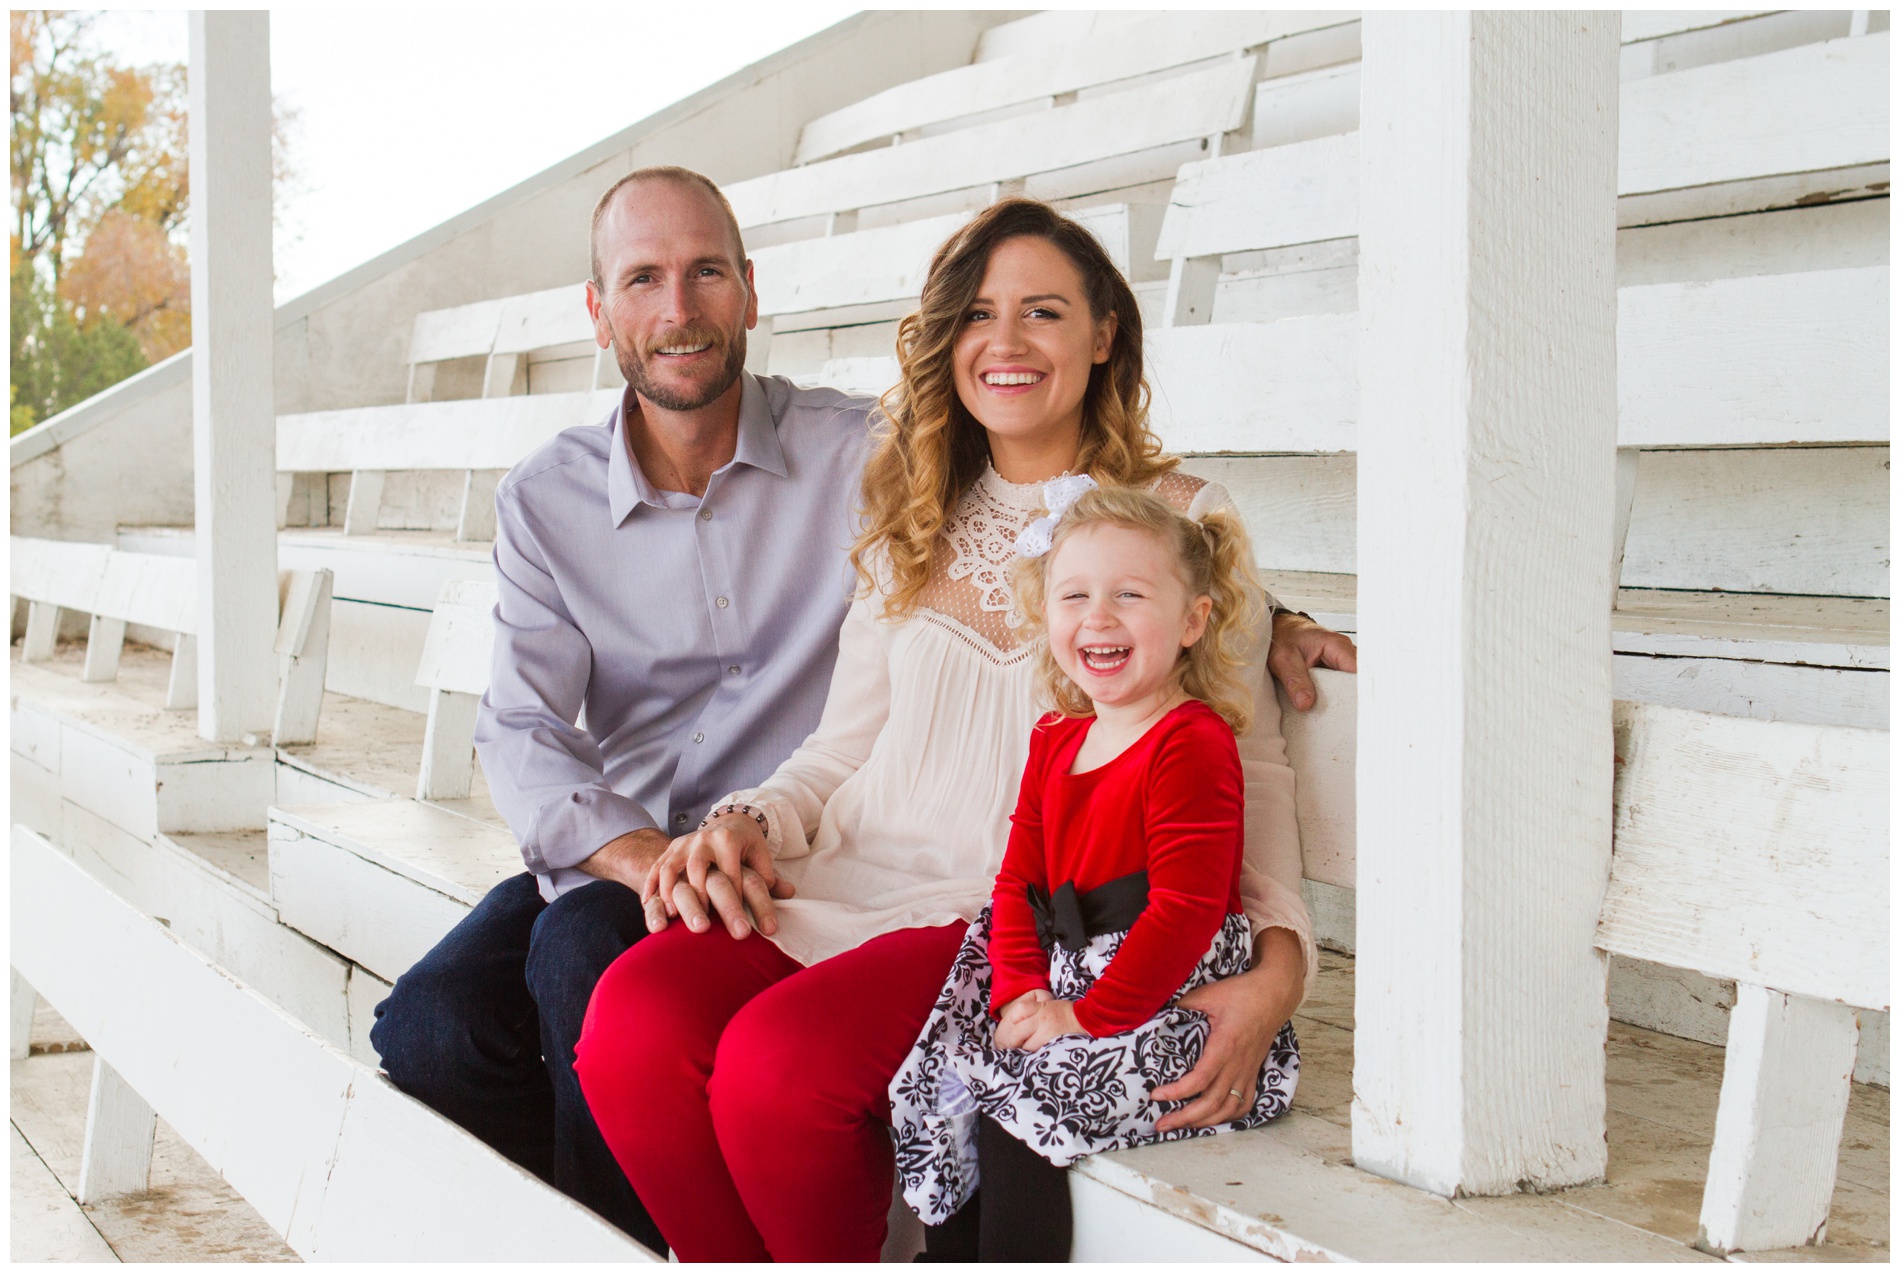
[474,373,873,900]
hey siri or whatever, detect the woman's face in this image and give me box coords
[952,235,1116,455]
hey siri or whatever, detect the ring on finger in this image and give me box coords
[1227,1088,1245,1102]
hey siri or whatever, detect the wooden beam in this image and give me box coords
[189,11,279,742]
[77,1055,156,1203]
[1352,13,1620,1195]
[1698,984,1859,1253]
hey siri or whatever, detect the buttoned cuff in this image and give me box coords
[521,788,658,874]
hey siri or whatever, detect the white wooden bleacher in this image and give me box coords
[16,8,1887,1261]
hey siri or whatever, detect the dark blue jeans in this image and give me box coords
[369,872,661,1251]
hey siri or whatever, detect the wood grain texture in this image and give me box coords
[1597,702,1889,1011]
[1698,985,1858,1252]
[725,58,1257,228]
[9,828,655,1261]
[1352,11,1619,1196]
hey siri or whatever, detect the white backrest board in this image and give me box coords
[1597,702,1889,1012]
[416,579,500,696]
[410,298,507,366]
[9,537,115,612]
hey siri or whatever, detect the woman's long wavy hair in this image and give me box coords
[850,199,1176,617]
[1011,486,1265,734]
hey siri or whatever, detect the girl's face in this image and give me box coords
[1044,523,1212,714]
[952,235,1115,453]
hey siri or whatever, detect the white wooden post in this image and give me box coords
[10,967,37,1060]
[189,10,279,742]
[1353,12,1621,1196]
[81,614,126,682]
[77,1055,157,1203]
[416,688,481,801]
[22,601,60,662]
[273,568,332,745]
[1698,985,1859,1253]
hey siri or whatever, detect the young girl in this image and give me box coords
[889,479,1301,1260]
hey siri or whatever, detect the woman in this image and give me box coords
[573,200,1325,1261]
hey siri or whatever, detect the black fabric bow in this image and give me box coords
[1026,870,1150,952]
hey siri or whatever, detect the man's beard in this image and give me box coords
[610,322,748,412]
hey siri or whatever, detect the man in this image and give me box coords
[370,166,1356,1247]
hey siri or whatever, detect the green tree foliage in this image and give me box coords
[10,11,183,432]
[12,255,145,432]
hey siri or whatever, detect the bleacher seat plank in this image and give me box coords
[725,58,1258,229]
[269,804,516,984]
[10,829,655,1261]
[1597,702,1888,1012]
[277,389,619,474]
[53,806,353,1050]
[794,12,1343,165]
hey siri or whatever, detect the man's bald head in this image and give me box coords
[589,166,748,289]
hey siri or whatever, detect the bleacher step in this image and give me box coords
[269,802,519,984]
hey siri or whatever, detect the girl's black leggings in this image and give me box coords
[919,1115,1073,1262]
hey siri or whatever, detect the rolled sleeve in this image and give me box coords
[475,486,656,875]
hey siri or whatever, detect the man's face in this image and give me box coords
[586,180,758,413]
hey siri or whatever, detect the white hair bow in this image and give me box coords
[1013,474,1098,559]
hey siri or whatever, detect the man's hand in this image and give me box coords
[1153,927,1304,1131]
[1268,610,1358,712]
[639,812,793,939]
[577,828,672,892]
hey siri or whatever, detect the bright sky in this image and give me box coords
[90,5,860,301]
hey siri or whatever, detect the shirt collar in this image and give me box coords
[607,372,788,525]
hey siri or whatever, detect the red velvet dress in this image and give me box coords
[889,701,1301,1225]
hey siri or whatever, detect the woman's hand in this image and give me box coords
[1153,926,1304,1131]
[995,991,1081,1051]
[640,812,794,939]
[1268,610,1358,711]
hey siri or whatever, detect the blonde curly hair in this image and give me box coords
[1011,485,1265,734]
[849,199,1176,617]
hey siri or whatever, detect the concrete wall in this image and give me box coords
[11,10,1018,540]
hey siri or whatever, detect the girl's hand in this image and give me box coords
[994,989,1053,1048]
[998,995,1082,1051]
[640,813,793,939]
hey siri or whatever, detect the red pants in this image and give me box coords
[574,921,963,1262]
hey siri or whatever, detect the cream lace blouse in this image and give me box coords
[718,465,1317,998]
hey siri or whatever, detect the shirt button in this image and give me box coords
[699,508,712,521]
[715,596,729,609]
[728,665,740,676]
[692,732,705,744]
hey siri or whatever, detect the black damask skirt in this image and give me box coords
[888,904,1299,1225]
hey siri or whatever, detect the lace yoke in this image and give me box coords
[914,465,1207,665]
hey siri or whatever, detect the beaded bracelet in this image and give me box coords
[701,802,769,837]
